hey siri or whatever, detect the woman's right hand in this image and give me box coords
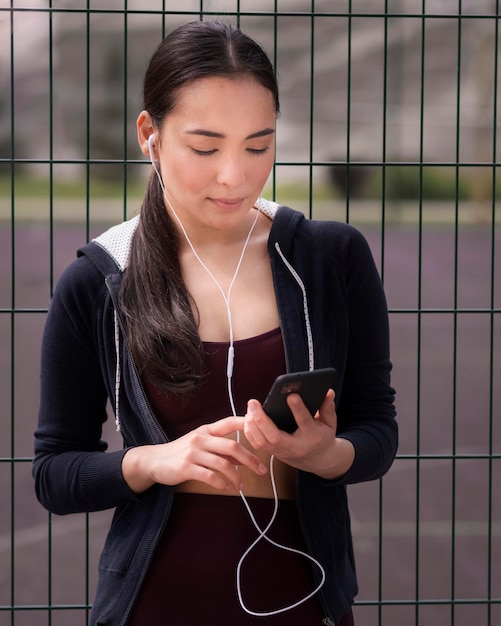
[121,416,268,495]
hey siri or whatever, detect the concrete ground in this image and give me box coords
[0,203,499,626]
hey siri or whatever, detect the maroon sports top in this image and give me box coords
[144,327,286,438]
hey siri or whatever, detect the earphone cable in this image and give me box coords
[150,150,326,616]
[236,455,327,616]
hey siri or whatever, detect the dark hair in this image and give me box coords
[120,21,279,395]
[144,20,279,128]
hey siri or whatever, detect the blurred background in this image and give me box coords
[1,1,500,625]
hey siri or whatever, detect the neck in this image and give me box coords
[174,207,262,255]
[179,205,261,294]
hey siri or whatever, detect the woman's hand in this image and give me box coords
[122,416,268,495]
[243,389,355,480]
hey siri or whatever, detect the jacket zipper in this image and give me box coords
[118,492,174,626]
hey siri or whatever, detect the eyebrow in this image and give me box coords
[185,128,275,140]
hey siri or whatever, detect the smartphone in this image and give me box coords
[262,368,336,433]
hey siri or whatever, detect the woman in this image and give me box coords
[33,20,397,625]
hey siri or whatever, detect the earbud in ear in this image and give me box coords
[148,133,157,164]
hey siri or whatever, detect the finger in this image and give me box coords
[244,399,287,450]
[243,419,267,449]
[178,450,240,492]
[214,435,268,476]
[206,415,246,437]
[316,387,335,414]
[192,426,268,475]
[286,393,317,429]
[199,450,246,492]
[314,389,337,428]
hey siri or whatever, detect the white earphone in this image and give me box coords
[145,132,326,616]
[147,133,156,164]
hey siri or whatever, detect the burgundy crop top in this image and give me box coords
[144,327,286,440]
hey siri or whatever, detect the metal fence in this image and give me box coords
[1,1,499,625]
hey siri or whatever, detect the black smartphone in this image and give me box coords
[262,368,337,433]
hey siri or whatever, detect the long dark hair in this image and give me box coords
[119,21,280,395]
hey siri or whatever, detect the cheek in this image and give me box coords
[254,155,275,187]
[167,154,212,193]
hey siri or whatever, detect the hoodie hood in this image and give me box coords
[91,199,280,270]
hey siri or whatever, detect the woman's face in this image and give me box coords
[143,76,277,235]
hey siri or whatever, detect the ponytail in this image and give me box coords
[119,174,205,395]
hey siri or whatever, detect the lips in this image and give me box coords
[209,197,245,210]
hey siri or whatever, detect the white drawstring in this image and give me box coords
[274,241,315,372]
[113,309,121,432]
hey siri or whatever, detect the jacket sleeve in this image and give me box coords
[333,224,398,485]
[33,257,137,515]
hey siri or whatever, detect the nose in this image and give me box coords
[215,153,246,188]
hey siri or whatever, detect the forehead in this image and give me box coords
[168,76,277,131]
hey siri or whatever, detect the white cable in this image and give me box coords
[236,456,326,617]
[151,157,259,416]
[151,159,325,616]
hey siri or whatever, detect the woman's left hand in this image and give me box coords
[243,389,355,480]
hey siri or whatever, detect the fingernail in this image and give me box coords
[258,463,268,474]
[247,400,258,415]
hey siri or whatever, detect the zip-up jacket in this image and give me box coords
[33,201,397,625]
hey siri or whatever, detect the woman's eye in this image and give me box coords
[192,148,217,156]
[191,146,270,156]
[247,147,270,155]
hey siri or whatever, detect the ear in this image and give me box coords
[137,110,156,158]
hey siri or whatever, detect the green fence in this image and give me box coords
[1,2,499,625]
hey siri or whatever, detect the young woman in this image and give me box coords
[33,21,397,626]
